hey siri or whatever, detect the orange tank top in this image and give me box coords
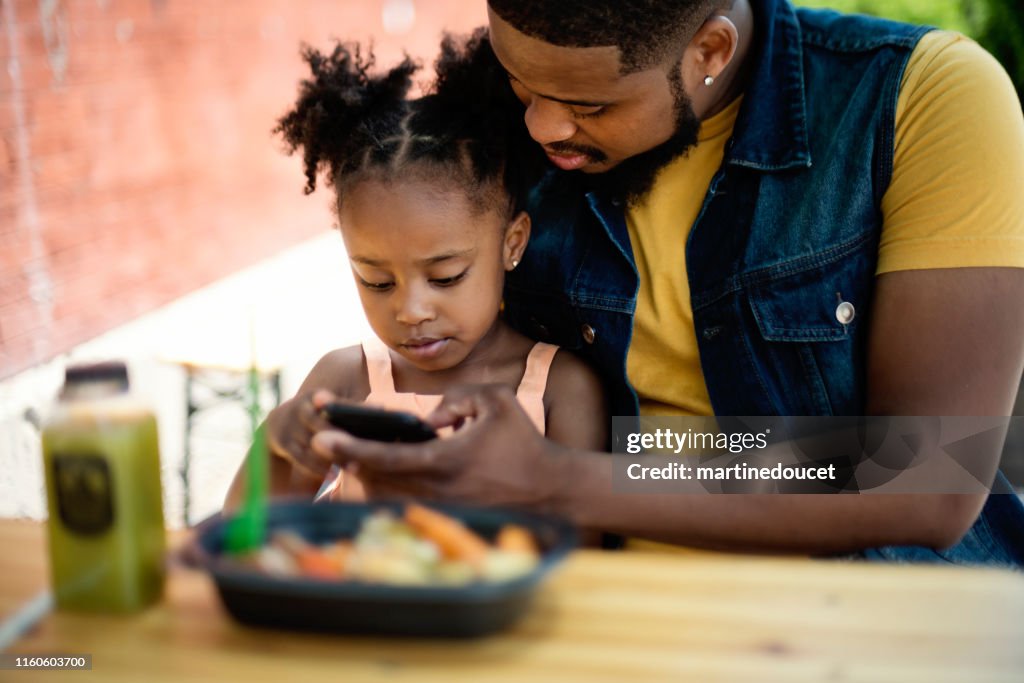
[317,337,559,501]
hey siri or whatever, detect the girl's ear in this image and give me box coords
[503,210,531,271]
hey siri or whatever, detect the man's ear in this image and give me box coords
[679,15,739,97]
[503,210,531,271]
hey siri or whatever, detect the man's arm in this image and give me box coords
[552,267,1024,552]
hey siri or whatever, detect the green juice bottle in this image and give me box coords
[41,361,166,612]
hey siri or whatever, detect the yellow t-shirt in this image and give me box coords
[625,31,1024,416]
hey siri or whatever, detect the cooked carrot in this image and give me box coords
[405,504,489,566]
[295,547,344,579]
[322,541,353,578]
[495,525,539,556]
[270,531,343,579]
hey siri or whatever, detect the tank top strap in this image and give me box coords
[361,337,397,396]
[515,342,559,433]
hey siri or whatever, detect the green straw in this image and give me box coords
[225,325,268,554]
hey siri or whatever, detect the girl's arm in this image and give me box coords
[543,351,609,452]
[224,345,369,511]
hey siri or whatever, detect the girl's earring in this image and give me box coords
[511,259,520,269]
[704,74,715,86]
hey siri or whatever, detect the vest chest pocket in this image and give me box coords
[749,266,855,342]
[744,261,873,415]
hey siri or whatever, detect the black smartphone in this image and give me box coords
[321,403,437,442]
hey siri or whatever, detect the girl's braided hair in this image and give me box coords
[274,28,543,218]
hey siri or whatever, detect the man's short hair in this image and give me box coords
[487,0,727,73]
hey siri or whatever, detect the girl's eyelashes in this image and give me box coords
[355,270,468,291]
[430,270,469,287]
[357,276,394,292]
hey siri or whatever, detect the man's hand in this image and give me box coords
[311,384,566,508]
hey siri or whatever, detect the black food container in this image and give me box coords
[189,500,576,637]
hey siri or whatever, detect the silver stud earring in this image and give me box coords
[704,75,715,87]
[511,259,519,269]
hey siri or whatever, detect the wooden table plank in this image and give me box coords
[2,520,1022,682]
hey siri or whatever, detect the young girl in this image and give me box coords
[226,31,607,505]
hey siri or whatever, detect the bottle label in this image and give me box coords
[51,454,115,535]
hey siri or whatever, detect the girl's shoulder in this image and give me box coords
[296,345,372,402]
[544,347,605,405]
[501,324,602,401]
[541,347,609,450]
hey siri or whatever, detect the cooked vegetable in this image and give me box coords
[248,506,540,585]
[255,545,298,577]
[496,524,539,555]
[482,550,541,582]
[404,503,490,567]
[321,541,353,573]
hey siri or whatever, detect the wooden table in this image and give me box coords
[2,520,1023,682]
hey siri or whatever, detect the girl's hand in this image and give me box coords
[266,389,340,480]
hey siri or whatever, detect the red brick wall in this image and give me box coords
[0,0,487,378]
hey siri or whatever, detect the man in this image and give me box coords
[310,0,1024,563]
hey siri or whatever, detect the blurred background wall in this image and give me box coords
[3,0,1021,381]
[1,0,487,380]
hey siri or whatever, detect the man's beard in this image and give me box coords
[550,88,701,207]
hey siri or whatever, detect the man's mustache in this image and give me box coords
[544,141,608,162]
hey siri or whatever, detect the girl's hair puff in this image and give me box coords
[274,29,542,218]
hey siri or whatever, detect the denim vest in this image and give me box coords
[503,0,1024,567]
